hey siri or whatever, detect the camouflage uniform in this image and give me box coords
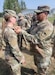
[21,6,54,75]
[3,26,24,75]
[3,10,24,75]
[18,18,30,30]
[17,13,30,49]
[21,17,53,75]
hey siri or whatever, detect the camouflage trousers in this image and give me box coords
[34,55,51,75]
[34,48,52,75]
[30,44,52,75]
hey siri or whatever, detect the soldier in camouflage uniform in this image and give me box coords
[14,6,53,75]
[3,9,25,75]
[17,13,30,49]
[18,13,30,30]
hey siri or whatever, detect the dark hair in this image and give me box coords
[0,58,13,75]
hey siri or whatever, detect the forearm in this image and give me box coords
[21,30,38,44]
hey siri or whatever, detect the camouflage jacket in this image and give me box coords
[18,18,30,30]
[4,26,24,62]
[22,19,53,50]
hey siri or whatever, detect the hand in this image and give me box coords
[20,56,26,64]
[14,26,22,34]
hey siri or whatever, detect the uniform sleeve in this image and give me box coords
[36,25,53,41]
[21,24,53,44]
[5,30,23,60]
[21,30,38,44]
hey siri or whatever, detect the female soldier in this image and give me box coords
[2,9,25,75]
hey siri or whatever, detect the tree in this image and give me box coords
[3,0,21,13]
[20,0,26,10]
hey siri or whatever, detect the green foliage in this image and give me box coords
[0,13,3,17]
[20,0,26,10]
[0,18,3,22]
[3,0,21,13]
[3,0,27,13]
[48,17,55,23]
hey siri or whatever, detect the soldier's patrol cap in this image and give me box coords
[4,9,17,18]
[18,13,24,20]
[34,5,50,13]
[18,13,24,17]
